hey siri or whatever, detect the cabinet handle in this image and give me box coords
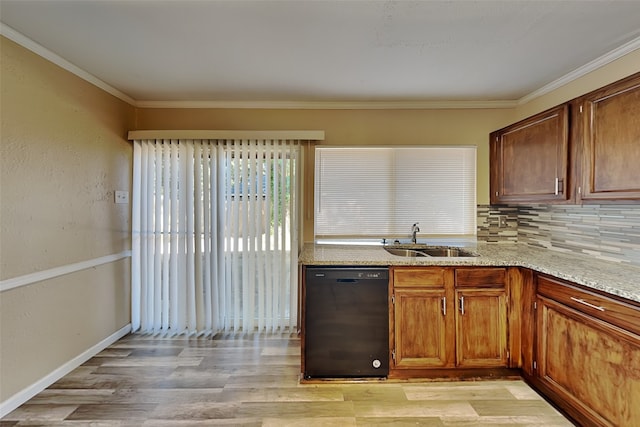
[442,297,446,316]
[570,296,605,312]
[554,178,565,195]
[459,296,465,315]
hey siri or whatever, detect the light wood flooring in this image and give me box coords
[2,333,574,426]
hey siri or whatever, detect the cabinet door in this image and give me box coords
[579,72,640,201]
[536,295,640,427]
[393,288,454,368]
[490,105,570,204]
[455,289,508,367]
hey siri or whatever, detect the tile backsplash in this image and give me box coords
[476,205,518,243]
[478,204,640,266]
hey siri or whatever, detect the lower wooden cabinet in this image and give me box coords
[393,287,454,368]
[391,267,454,369]
[390,267,509,373]
[534,274,640,427]
[390,267,640,425]
[456,288,508,367]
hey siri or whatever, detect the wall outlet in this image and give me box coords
[498,215,508,228]
[115,190,129,204]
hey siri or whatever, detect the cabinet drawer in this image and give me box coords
[455,268,506,288]
[393,268,447,288]
[537,275,640,335]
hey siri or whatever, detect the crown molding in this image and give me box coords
[518,35,640,105]
[134,99,518,110]
[0,23,136,106]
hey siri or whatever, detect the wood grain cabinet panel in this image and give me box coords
[490,105,570,204]
[536,295,640,427]
[578,72,640,201]
[455,288,508,367]
[393,288,454,368]
[455,267,506,287]
[534,273,640,426]
[391,267,455,370]
[393,267,447,288]
[537,275,640,336]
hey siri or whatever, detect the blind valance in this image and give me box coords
[127,130,325,141]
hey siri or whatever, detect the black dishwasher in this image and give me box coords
[304,267,389,378]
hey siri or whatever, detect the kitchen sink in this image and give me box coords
[384,248,428,257]
[384,245,478,257]
[421,247,473,257]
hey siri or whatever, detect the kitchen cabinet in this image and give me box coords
[533,274,640,427]
[577,72,640,202]
[391,267,455,369]
[390,267,509,374]
[455,289,507,367]
[455,268,509,367]
[490,72,640,205]
[490,105,571,204]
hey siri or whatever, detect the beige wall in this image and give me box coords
[136,108,514,241]
[0,37,134,401]
[135,49,639,243]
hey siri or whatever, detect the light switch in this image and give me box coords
[115,190,129,204]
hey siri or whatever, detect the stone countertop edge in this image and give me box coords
[299,242,640,304]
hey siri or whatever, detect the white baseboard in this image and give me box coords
[0,323,132,418]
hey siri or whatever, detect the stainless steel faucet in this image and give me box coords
[411,222,420,244]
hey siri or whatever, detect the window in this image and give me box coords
[314,146,476,241]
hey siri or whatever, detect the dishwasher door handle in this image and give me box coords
[336,279,359,283]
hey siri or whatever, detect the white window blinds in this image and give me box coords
[132,138,301,335]
[314,146,476,239]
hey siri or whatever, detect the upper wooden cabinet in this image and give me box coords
[577,73,640,201]
[490,71,640,205]
[490,105,571,204]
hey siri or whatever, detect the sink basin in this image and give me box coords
[384,248,428,257]
[384,245,478,258]
[421,248,470,257]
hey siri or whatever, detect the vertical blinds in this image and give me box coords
[132,138,300,335]
[314,146,476,239]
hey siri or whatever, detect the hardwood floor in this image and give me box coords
[2,333,573,426]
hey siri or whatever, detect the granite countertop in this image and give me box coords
[299,242,640,304]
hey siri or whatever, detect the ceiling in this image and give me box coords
[1,0,640,107]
